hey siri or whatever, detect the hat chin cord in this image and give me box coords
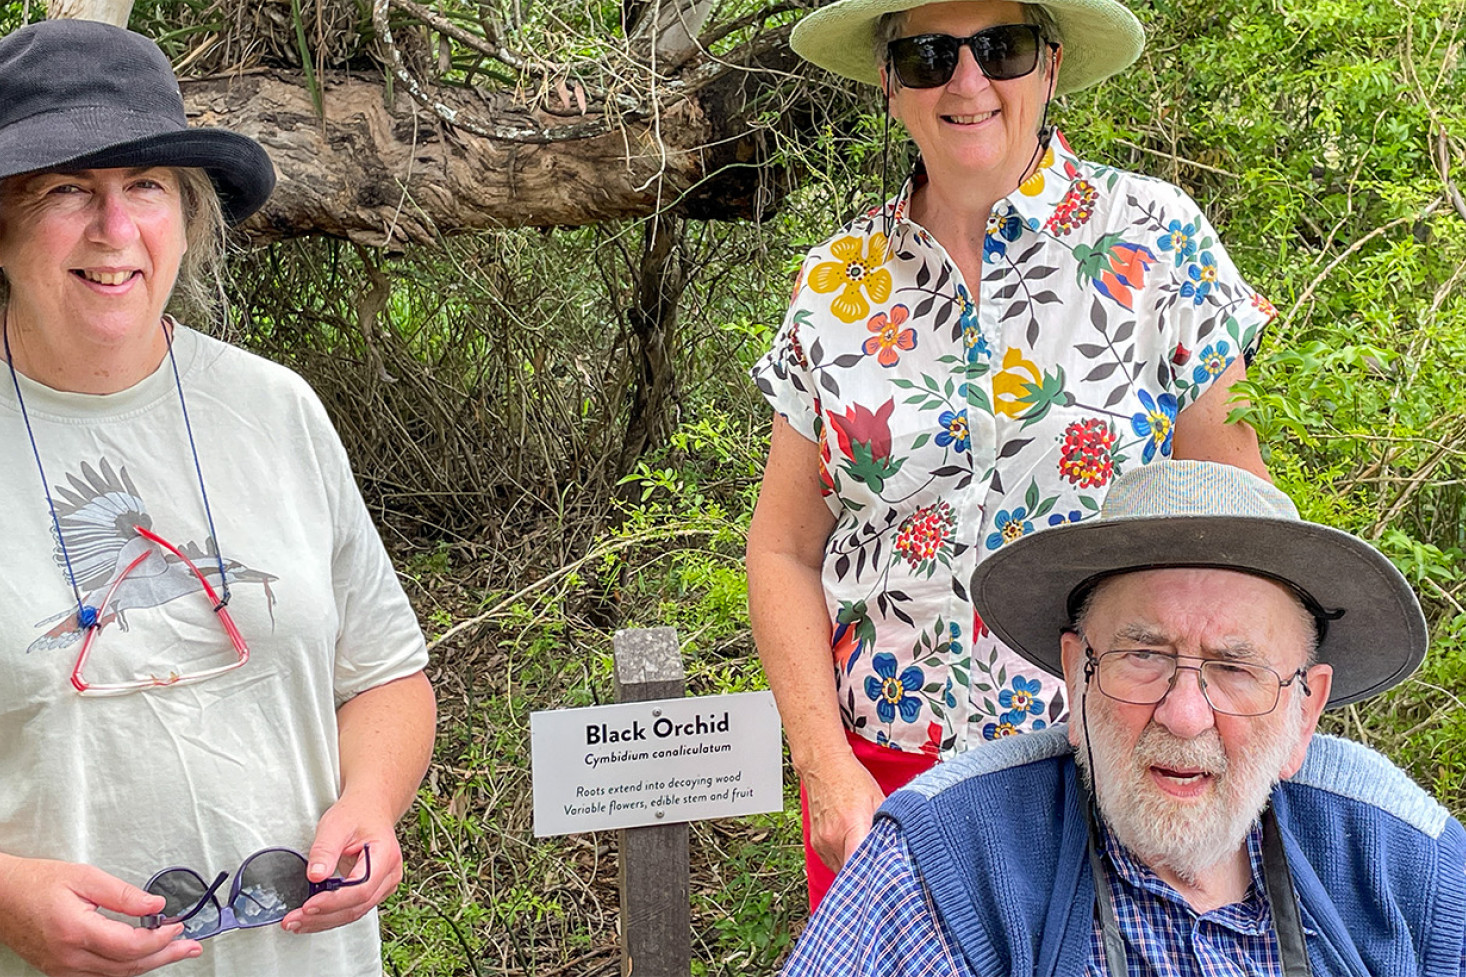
[881,63,895,243]
[1018,47,1060,197]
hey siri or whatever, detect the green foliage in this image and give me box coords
[0,1,37,33]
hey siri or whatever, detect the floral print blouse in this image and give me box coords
[751,131,1274,758]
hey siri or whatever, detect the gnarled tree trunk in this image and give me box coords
[185,33,798,247]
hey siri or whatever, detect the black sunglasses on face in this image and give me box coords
[886,24,1048,89]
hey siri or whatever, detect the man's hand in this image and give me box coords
[279,800,402,936]
[804,757,888,873]
[0,854,201,977]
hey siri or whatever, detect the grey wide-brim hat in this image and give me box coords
[970,461,1428,708]
[0,19,274,224]
[790,0,1145,96]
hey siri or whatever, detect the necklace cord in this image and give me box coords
[161,320,231,606]
[3,314,233,634]
[881,61,894,243]
[3,313,95,628]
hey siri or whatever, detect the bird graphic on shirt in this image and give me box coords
[26,458,278,654]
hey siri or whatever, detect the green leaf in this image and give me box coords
[290,0,324,118]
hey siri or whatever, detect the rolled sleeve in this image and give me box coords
[323,429,428,704]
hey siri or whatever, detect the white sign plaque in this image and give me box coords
[530,691,782,837]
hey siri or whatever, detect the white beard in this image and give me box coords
[1073,692,1303,883]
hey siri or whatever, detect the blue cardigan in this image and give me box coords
[879,726,1466,977]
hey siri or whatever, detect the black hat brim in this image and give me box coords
[54,128,276,225]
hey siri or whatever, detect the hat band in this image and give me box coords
[0,105,187,178]
[1065,563,1347,645]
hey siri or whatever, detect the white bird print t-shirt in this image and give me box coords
[0,325,427,977]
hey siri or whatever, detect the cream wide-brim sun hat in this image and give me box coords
[790,0,1145,97]
[969,462,1429,709]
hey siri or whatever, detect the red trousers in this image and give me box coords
[800,730,939,912]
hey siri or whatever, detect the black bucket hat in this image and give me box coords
[0,19,274,224]
[970,461,1429,708]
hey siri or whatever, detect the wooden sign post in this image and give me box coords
[612,627,691,977]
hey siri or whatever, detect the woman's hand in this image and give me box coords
[280,799,402,936]
[280,670,434,937]
[803,755,888,872]
[0,853,201,976]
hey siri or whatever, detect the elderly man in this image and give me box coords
[782,461,1465,976]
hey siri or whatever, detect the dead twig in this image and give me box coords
[372,0,626,144]
[1279,202,1441,338]
[426,526,723,653]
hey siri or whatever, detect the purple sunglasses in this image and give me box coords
[140,845,370,940]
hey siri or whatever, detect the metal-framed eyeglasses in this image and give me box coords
[1084,646,1313,717]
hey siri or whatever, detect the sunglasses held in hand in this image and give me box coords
[140,846,371,940]
[886,24,1052,89]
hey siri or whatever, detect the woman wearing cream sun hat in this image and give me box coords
[748,0,1278,909]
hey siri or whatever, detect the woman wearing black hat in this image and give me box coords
[0,20,434,977]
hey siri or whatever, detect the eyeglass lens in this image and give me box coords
[235,849,312,924]
[1096,650,1283,716]
[887,25,1042,89]
[149,868,224,940]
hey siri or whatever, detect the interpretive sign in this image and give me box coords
[530,690,782,837]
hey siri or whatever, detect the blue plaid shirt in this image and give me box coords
[1089,818,1280,976]
[781,818,1466,976]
